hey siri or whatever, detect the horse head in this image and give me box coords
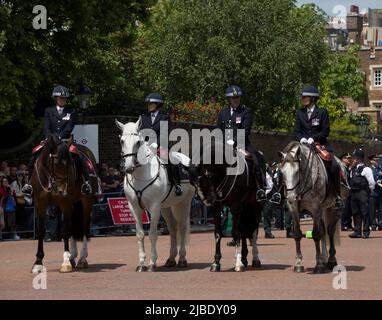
[278,142,311,202]
[116,117,151,174]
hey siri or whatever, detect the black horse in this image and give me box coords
[189,140,265,272]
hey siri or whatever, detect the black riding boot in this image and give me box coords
[21,154,37,196]
[77,154,92,194]
[168,164,182,196]
[331,160,344,209]
[252,157,266,202]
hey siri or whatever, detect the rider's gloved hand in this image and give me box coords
[300,138,308,144]
[307,137,314,145]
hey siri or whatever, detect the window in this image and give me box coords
[374,69,382,87]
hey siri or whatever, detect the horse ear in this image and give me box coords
[277,151,285,160]
[115,119,124,132]
[136,116,142,130]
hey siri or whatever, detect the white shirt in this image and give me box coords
[350,163,376,191]
[57,106,64,115]
[151,111,159,124]
[307,105,315,120]
[11,181,23,197]
[230,107,237,116]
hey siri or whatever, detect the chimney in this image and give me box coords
[350,5,359,14]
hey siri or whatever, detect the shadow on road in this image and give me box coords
[75,263,126,273]
[156,263,211,272]
[219,264,292,272]
[305,265,365,274]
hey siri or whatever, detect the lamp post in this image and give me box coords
[77,81,91,124]
[356,113,370,138]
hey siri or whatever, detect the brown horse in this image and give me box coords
[31,134,97,274]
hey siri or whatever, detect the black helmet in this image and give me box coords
[145,92,164,104]
[225,85,242,97]
[301,85,319,98]
[52,85,70,98]
[352,147,365,160]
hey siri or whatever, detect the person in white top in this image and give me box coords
[349,147,376,238]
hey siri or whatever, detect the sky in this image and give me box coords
[296,0,381,16]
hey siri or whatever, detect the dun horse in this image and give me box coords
[31,134,97,274]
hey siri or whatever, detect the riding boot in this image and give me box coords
[21,154,37,197]
[331,160,344,209]
[167,164,182,196]
[252,153,266,202]
[78,154,92,194]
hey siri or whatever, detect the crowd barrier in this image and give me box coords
[0,192,213,240]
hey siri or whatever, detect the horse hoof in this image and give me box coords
[70,259,76,269]
[235,265,246,272]
[136,265,147,272]
[177,260,188,268]
[76,260,88,269]
[147,264,157,272]
[294,265,304,273]
[313,266,326,274]
[326,261,337,271]
[210,264,221,272]
[164,259,177,268]
[252,260,262,268]
[59,264,73,273]
[31,264,44,274]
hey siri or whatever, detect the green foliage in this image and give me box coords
[0,0,154,128]
[136,0,329,130]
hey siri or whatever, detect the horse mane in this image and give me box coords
[282,141,310,169]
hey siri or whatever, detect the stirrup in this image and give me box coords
[335,196,344,209]
[22,184,33,195]
[81,181,92,194]
[175,184,183,196]
[256,189,266,202]
[269,192,282,205]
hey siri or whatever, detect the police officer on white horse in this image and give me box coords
[140,92,183,196]
[22,85,92,199]
[294,85,344,209]
[217,85,266,201]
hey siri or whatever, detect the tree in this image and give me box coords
[134,0,329,130]
[0,0,155,129]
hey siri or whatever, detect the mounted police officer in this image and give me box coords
[22,85,92,199]
[217,85,266,201]
[349,148,375,238]
[140,92,182,196]
[368,154,382,231]
[294,85,344,209]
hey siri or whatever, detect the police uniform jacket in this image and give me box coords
[294,105,332,152]
[43,106,75,140]
[140,110,171,147]
[217,105,253,151]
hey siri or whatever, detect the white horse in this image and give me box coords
[116,117,195,272]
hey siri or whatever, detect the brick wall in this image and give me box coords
[1,115,382,167]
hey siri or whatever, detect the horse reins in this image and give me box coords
[285,144,315,198]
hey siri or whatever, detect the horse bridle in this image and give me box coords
[284,145,314,198]
[120,132,141,167]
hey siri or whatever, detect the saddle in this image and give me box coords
[31,140,96,176]
[313,143,332,162]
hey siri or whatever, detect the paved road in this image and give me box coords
[1,220,381,300]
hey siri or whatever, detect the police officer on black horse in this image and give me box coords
[22,85,92,199]
[217,85,266,201]
[294,85,344,209]
[140,92,183,196]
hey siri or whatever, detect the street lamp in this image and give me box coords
[356,113,370,137]
[77,82,91,110]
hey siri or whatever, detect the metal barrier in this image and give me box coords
[0,192,213,240]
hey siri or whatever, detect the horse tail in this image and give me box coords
[71,201,91,241]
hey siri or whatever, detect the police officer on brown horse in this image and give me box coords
[217,85,266,201]
[22,85,92,200]
[294,85,344,209]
